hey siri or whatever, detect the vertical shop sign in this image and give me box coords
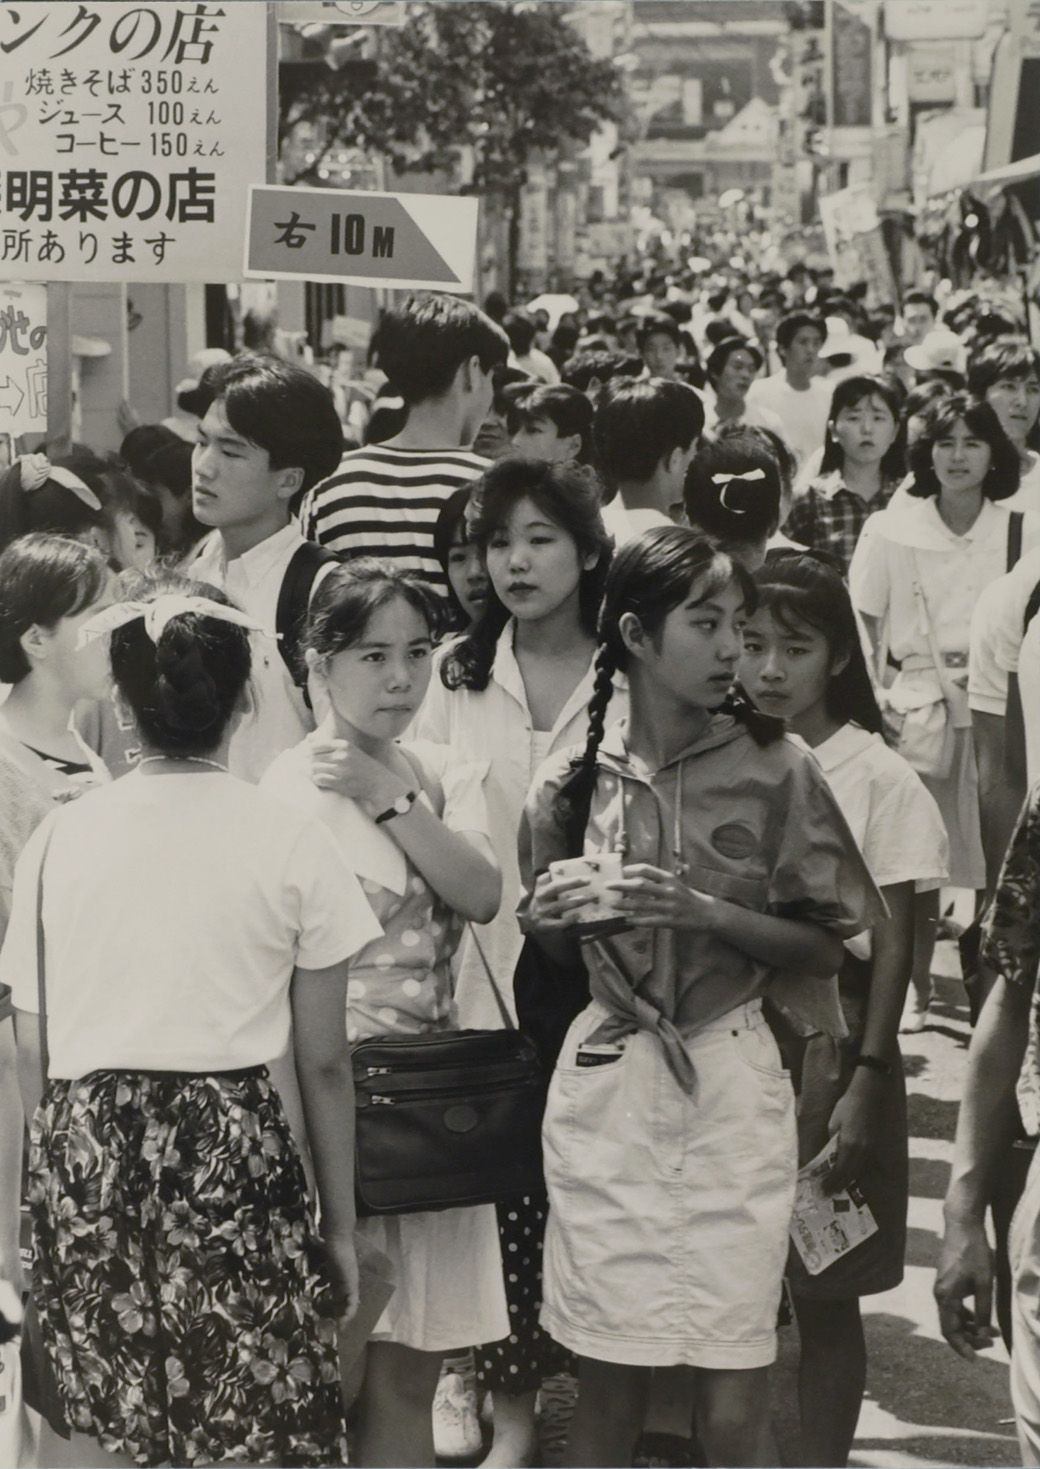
[0,2,270,282]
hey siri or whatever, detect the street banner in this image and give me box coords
[245,186,478,293]
[818,186,897,304]
[0,2,270,283]
[277,3,407,25]
[882,1,988,42]
[0,283,47,449]
[831,2,873,129]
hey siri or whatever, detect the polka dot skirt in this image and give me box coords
[476,1192,570,1393]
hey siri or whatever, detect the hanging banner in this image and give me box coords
[0,282,48,448]
[818,186,897,303]
[831,2,873,129]
[882,1,988,41]
[0,2,270,283]
[245,185,478,292]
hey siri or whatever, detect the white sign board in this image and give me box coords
[1010,0,1040,57]
[907,46,958,104]
[883,1,988,41]
[0,3,270,284]
[0,283,47,443]
[277,2,407,25]
[245,186,478,293]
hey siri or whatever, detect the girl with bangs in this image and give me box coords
[520,527,882,1467]
[850,393,1040,1024]
[741,551,947,1466]
[783,374,905,576]
[415,455,623,1468]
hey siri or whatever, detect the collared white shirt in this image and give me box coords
[414,622,627,1028]
[850,497,1040,664]
[190,523,337,782]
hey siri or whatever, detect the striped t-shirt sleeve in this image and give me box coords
[300,446,489,593]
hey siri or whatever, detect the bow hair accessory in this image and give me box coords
[17,454,103,511]
[712,467,765,514]
[76,595,268,648]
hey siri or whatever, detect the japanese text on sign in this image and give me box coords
[0,282,47,440]
[246,186,478,293]
[0,3,269,283]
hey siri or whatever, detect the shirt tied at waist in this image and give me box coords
[583,937,698,1093]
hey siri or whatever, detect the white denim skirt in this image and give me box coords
[540,998,796,1369]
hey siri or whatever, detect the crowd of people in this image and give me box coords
[2,253,1040,1469]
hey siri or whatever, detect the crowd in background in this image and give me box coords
[2,246,1040,1469]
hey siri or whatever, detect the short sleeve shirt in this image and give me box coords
[0,772,382,1078]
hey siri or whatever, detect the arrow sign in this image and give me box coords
[245,186,478,293]
[0,377,26,420]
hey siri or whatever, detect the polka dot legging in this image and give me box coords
[476,1191,570,1394]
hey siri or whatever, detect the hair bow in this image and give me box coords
[712,467,765,514]
[17,454,103,511]
[76,595,268,648]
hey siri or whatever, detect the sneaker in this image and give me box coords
[900,995,931,1033]
[433,1371,483,1461]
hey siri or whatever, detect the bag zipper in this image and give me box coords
[365,1074,541,1106]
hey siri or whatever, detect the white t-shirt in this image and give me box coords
[811,723,948,960]
[746,373,832,468]
[600,497,672,548]
[1,771,382,1078]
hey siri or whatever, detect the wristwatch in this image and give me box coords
[854,1053,892,1077]
[374,790,418,825]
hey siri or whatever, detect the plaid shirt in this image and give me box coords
[981,787,1040,1135]
[783,472,898,576]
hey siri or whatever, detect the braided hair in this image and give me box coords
[554,526,784,842]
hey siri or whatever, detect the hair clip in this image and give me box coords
[17,454,103,512]
[76,595,268,648]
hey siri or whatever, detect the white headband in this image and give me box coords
[17,454,103,512]
[76,595,268,648]
[712,467,765,514]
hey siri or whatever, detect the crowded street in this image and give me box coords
[3,2,1040,1466]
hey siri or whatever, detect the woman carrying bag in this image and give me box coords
[4,573,381,1469]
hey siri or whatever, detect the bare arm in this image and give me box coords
[936,976,1029,1358]
[13,1008,43,1133]
[972,709,1026,904]
[291,960,358,1315]
[0,1019,23,1288]
[380,807,501,924]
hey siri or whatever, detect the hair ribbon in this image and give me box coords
[17,454,103,511]
[711,467,765,514]
[76,595,268,648]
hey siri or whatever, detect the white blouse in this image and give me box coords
[414,623,627,1028]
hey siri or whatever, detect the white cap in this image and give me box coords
[904,328,966,375]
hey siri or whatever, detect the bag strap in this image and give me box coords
[1009,511,1024,573]
[908,550,959,706]
[276,541,339,691]
[465,923,517,1032]
[34,821,58,1088]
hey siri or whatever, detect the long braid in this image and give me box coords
[556,642,617,853]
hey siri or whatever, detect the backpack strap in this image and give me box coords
[276,541,340,692]
[1008,511,1024,573]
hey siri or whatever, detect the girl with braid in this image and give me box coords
[519,527,884,1468]
[415,456,624,1468]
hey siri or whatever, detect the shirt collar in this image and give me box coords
[811,721,878,773]
[490,620,617,739]
[814,469,890,505]
[598,713,743,775]
[880,495,1004,551]
[196,522,303,587]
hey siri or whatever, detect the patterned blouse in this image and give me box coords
[981,785,1040,1134]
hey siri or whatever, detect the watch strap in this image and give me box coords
[374,789,417,825]
[854,1053,892,1077]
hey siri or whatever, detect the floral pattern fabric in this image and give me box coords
[29,1067,347,1467]
[981,785,1040,1136]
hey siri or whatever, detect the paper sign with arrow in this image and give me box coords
[245,186,478,293]
[0,283,47,440]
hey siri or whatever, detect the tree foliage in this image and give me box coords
[281,3,627,193]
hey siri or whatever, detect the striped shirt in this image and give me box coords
[299,444,489,593]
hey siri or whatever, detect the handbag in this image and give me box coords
[876,553,957,780]
[351,926,547,1217]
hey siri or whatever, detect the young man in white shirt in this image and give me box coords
[300,293,509,593]
[190,354,345,783]
[593,377,705,546]
[746,310,831,469]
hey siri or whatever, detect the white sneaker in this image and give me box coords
[433,1371,483,1461]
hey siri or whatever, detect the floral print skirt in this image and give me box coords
[28,1067,347,1467]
